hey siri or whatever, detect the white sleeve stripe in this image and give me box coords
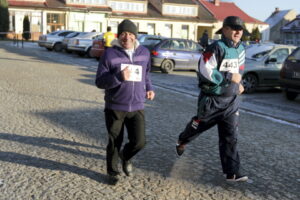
[199,53,217,82]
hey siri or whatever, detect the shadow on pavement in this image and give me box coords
[0,151,110,184]
[34,108,105,142]
[0,133,104,160]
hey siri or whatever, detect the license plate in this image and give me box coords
[293,72,300,79]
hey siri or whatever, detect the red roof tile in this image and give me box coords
[8,0,46,8]
[199,0,265,24]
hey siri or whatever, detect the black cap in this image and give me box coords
[216,16,248,34]
[117,19,138,37]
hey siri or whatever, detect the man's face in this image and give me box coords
[223,26,243,45]
[118,32,136,49]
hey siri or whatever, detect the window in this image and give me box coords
[163,5,197,16]
[109,1,145,13]
[284,33,294,45]
[164,24,172,38]
[291,48,300,60]
[69,0,106,4]
[181,25,189,39]
[270,48,289,63]
[109,21,118,34]
[169,40,187,51]
[296,33,300,45]
[160,40,171,49]
[47,13,65,32]
[187,41,202,51]
[9,14,15,32]
[147,23,155,35]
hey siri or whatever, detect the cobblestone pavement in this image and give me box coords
[0,42,299,200]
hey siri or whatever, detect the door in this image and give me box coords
[262,48,289,85]
[168,39,193,69]
[187,40,202,70]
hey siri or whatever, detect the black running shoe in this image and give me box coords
[119,151,133,176]
[107,171,120,185]
[226,172,248,182]
[176,143,185,156]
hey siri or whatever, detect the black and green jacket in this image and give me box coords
[198,36,245,96]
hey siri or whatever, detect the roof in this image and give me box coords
[8,0,112,12]
[199,0,265,24]
[281,15,300,32]
[164,0,196,5]
[265,10,292,27]
[8,0,47,8]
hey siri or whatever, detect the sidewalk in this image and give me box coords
[0,43,299,200]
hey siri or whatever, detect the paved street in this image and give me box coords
[0,42,299,200]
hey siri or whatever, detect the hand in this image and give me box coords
[231,73,242,83]
[239,83,244,95]
[146,91,155,100]
[121,66,131,81]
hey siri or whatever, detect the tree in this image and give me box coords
[0,0,9,39]
[22,15,31,40]
[250,27,261,42]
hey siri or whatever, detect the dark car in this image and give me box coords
[151,38,203,73]
[242,43,296,93]
[280,47,300,100]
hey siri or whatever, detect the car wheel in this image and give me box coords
[46,48,52,51]
[53,43,63,52]
[87,48,92,58]
[285,91,298,101]
[77,52,86,57]
[242,73,258,94]
[161,59,174,73]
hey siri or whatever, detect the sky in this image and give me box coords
[228,0,300,22]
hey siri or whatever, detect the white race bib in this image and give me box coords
[219,58,239,73]
[121,64,142,82]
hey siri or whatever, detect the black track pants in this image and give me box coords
[104,109,146,173]
[178,110,240,174]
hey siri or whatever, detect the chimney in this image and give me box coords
[271,7,280,16]
[214,0,220,6]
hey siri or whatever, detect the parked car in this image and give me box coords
[67,32,102,57]
[138,34,166,51]
[38,30,75,52]
[279,47,300,100]
[90,35,105,60]
[242,43,297,93]
[151,38,203,73]
[61,31,83,53]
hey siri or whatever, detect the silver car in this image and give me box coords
[242,43,297,93]
[38,30,75,52]
[67,32,102,57]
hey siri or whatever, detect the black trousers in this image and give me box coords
[178,110,240,175]
[104,109,146,173]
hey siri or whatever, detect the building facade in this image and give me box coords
[264,8,297,43]
[7,0,266,42]
[281,15,300,45]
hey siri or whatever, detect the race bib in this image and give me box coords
[121,64,142,82]
[219,58,239,73]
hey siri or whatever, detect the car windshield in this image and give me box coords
[246,44,274,60]
[65,32,79,38]
[80,32,101,39]
[49,31,60,35]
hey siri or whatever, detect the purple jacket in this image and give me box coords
[95,42,154,112]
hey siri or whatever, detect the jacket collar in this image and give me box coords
[221,35,241,48]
